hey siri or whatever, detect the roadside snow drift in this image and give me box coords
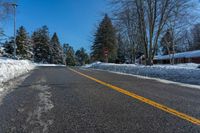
[0,57,35,86]
[84,62,200,85]
[35,63,66,67]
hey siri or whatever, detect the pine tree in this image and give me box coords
[50,33,63,64]
[75,47,89,66]
[16,26,32,59]
[91,14,117,62]
[3,38,14,57]
[32,26,50,63]
[63,44,75,66]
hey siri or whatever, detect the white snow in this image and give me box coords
[0,57,66,83]
[142,63,199,70]
[0,57,35,88]
[35,63,66,67]
[84,61,101,68]
[0,57,67,100]
[155,50,200,60]
[84,62,200,86]
[0,58,66,86]
[109,71,200,90]
[84,62,199,70]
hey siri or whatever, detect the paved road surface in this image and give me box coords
[0,66,200,133]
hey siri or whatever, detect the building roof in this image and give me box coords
[154,50,200,60]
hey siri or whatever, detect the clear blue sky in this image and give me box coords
[3,0,110,51]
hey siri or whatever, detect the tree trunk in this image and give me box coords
[146,57,152,66]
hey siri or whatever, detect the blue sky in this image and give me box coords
[3,0,110,51]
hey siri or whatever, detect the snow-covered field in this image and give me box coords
[84,62,200,85]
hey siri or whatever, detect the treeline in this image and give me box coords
[1,0,200,66]
[1,26,89,66]
[91,0,200,65]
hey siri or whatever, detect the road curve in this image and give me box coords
[0,66,200,133]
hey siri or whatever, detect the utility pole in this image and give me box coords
[12,3,17,59]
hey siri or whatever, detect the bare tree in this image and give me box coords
[0,0,14,40]
[162,0,196,64]
[135,0,192,65]
[111,0,141,63]
[111,0,195,65]
[0,0,13,22]
[160,28,175,64]
[191,23,200,50]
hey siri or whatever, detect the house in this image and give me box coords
[154,50,200,64]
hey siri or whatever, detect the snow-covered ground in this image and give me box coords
[35,63,66,67]
[84,62,200,85]
[155,50,200,60]
[0,58,66,86]
[0,57,36,101]
[0,57,66,98]
[0,57,35,88]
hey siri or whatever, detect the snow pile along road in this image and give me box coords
[35,63,66,67]
[0,57,35,86]
[84,62,200,85]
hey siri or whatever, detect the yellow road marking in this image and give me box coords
[69,68,200,126]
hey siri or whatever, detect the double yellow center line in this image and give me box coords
[70,68,200,126]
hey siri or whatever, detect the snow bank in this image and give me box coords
[0,58,65,85]
[0,57,35,87]
[0,58,66,95]
[35,63,66,67]
[84,62,200,85]
[84,61,101,68]
[155,50,200,60]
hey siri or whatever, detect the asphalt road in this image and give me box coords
[0,66,200,133]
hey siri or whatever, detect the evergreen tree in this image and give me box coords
[75,47,89,66]
[32,26,50,63]
[16,26,32,59]
[91,14,117,62]
[3,38,14,56]
[50,33,63,64]
[63,44,75,66]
